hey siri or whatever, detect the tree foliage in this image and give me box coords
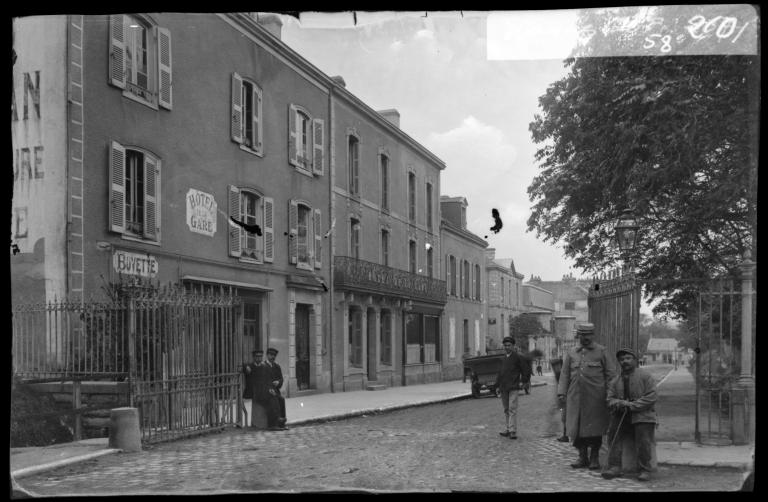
[527,6,758,320]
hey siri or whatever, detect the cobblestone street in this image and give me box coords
[17,385,745,494]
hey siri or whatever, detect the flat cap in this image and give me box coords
[502,336,515,345]
[616,347,638,359]
[252,349,264,355]
[266,347,278,355]
[575,322,595,334]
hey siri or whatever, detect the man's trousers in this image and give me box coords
[606,413,655,473]
[500,387,519,433]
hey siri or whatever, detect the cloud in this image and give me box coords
[389,39,404,52]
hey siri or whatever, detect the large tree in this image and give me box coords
[527,5,759,320]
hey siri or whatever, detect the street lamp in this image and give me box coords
[615,208,639,253]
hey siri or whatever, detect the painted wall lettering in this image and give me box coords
[186,188,217,237]
[11,71,41,121]
[112,250,159,278]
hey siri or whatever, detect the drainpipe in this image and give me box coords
[328,85,336,393]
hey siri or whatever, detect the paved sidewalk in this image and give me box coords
[9,370,754,480]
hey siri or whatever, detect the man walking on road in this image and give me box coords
[495,336,532,440]
[557,323,616,470]
[602,347,658,482]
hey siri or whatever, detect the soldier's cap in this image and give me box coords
[575,322,595,334]
[502,336,515,345]
[616,347,638,360]
[266,348,278,355]
[252,349,264,355]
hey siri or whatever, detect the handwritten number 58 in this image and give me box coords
[644,34,672,53]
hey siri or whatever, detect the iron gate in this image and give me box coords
[588,267,641,358]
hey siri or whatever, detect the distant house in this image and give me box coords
[645,337,681,364]
[527,274,591,322]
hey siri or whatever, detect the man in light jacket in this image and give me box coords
[557,323,616,470]
[602,347,658,482]
[495,336,532,440]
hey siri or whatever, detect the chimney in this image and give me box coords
[331,75,346,88]
[377,109,400,128]
[256,13,283,40]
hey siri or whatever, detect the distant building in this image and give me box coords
[645,337,681,364]
[485,249,521,350]
[521,281,555,331]
[440,196,488,378]
[527,274,591,322]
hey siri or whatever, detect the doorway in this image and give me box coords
[367,308,377,381]
[295,304,311,390]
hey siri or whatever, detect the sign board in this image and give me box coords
[113,250,158,278]
[186,188,217,237]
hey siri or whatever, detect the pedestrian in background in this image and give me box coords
[557,323,616,470]
[602,348,658,482]
[495,336,532,440]
[264,347,287,430]
[536,364,543,376]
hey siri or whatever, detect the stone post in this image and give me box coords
[732,252,755,445]
[108,407,141,452]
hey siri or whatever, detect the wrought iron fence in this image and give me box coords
[588,267,641,359]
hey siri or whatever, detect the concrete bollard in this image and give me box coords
[108,407,142,452]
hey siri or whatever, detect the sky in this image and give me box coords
[277,10,589,282]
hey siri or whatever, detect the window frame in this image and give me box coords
[380,152,389,210]
[348,135,360,196]
[349,306,363,368]
[381,229,389,267]
[409,239,417,274]
[379,310,392,366]
[408,172,416,222]
[426,182,433,230]
[350,217,361,260]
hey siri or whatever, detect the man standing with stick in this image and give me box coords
[602,347,658,482]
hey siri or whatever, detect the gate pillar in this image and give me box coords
[733,253,756,445]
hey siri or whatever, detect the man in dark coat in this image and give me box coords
[264,347,287,430]
[242,350,264,401]
[602,347,658,482]
[495,336,532,440]
[557,323,616,470]
[242,350,271,427]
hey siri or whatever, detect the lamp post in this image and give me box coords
[615,208,639,270]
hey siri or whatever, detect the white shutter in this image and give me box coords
[255,86,263,153]
[228,185,241,257]
[157,27,172,110]
[143,154,159,240]
[288,200,298,264]
[470,264,474,300]
[288,104,297,166]
[263,196,274,263]
[312,118,324,176]
[313,209,322,269]
[109,141,126,233]
[231,73,243,144]
[108,15,126,89]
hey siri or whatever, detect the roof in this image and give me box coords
[646,338,680,352]
[492,258,525,279]
[526,279,590,301]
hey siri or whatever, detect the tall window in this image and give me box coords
[297,204,311,266]
[348,136,360,195]
[463,260,470,298]
[380,154,389,210]
[426,182,433,230]
[501,277,505,304]
[463,319,470,353]
[241,191,263,259]
[109,141,160,242]
[408,172,416,222]
[243,301,262,356]
[450,256,457,295]
[380,310,392,365]
[288,105,324,175]
[349,307,363,368]
[297,111,311,166]
[109,15,172,109]
[427,247,434,278]
[350,218,360,259]
[409,240,417,274]
[405,313,440,364]
[381,229,389,266]
[475,264,481,300]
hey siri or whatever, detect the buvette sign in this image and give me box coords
[186,188,217,237]
[113,250,158,278]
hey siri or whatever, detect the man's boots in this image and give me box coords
[570,446,589,468]
[588,446,601,470]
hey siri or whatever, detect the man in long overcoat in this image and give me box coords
[242,350,271,427]
[557,323,616,470]
[264,347,287,430]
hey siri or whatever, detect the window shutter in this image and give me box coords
[288,199,298,264]
[446,255,451,294]
[255,86,263,153]
[157,27,172,110]
[288,104,297,166]
[312,118,324,176]
[311,208,321,269]
[263,196,274,263]
[231,73,243,144]
[470,264,474,300]
[143,155,159,240]
[352,140,359,194]
[228,185,241,257]
[108,15,126,89]
[109,141,126,233]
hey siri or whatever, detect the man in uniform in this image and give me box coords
[264,347,287,430]
[242,350,270,427]
[557,323,616,470]
[602,347,658,482]
[495,336,532,440]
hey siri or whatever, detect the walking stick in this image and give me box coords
[607,407,629,457]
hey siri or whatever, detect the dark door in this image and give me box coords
[295,304,310,390]
[367,308,377,381]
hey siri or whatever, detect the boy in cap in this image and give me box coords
[602,347,658,482]
[557,322,616,470]
[264,347,287,430]
[495,336,532,439]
